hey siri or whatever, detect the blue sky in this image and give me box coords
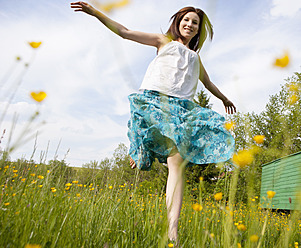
[0,0,300,166]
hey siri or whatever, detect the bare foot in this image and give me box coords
[130,157,136,169]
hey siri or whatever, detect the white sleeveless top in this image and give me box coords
[139,41,200,100]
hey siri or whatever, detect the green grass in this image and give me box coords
[0,160,300,248]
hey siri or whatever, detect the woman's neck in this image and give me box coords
[176,38,191,48]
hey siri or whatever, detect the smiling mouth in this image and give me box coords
[184,27,193,32]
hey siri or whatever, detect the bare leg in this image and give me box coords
[166,152,185,242]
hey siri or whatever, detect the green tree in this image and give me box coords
[228,72,301,200]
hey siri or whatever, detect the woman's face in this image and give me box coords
[178,12,200,41]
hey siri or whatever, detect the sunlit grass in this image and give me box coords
[0,159,300,247]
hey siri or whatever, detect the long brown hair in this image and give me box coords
[166,7,213,52]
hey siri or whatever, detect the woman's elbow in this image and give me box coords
[119,28,130,39]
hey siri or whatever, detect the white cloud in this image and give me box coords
[270,0,301,18]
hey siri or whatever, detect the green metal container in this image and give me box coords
[260,151,301,210]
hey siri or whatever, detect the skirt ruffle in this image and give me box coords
[127,90,235,170]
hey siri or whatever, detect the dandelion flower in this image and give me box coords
[90,0,130,13]
[214,192,223,201]
[168,243,174,247]
[224,121,235,131]
[250,234,259,242]
[232,149,254,168]
[28,42,42,49]
[253,135,265,144]
[30,91,47,102]
[288,82,299,92]
[51,189,57,193]
[109,186,113,189]
[267,190,276,199]
[274,52,289,68]
[237,224,247,231]
[25,245,42,248]
[288,94,298,105]
[192,203,203,211]
[37,175,44,179]
[65,183,72,187]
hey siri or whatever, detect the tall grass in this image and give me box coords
[0,158,300,248]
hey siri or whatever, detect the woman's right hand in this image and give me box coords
[70,1,96,16]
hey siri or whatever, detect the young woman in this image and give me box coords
[71,1,236,244]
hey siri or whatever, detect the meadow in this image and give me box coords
[0,156,300,248]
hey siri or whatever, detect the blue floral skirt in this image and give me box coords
[127,90,235,170]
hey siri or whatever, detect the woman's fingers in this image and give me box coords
[225,105,236,114]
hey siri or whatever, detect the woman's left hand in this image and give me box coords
[223,99,236,114]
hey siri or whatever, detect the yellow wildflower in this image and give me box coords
[253,135,265,144]
[37,175,44,179]
[224,121,235,131]
[232,149,254,168]
[28,42,42,49]
[192,203,203,211]
[25,245,42,248]
[38,185,43,188]
[65,183,72,187]
[250,234,259,242]
[214,192,223,201]
[237,224,247,231]
[51,189,57,193]
[288,94,298,105]
[267,190,276,199]
[237,243,242,248]
[30,173,35,177]
[274,52,289,68]
[109,186,113,189]
[199,176,203,181]
[4,202,10,206]
[72,180,78,184]
[21,178,26,182]
[168,243,174,248]
[288,82,299,92]
[13,170,18,173]
[30,91,47,102]
[92,0,130,13]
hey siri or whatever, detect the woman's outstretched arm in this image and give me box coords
[199,58,236,114]
[70,1,168,49]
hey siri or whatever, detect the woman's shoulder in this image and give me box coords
[156,35,172,53]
